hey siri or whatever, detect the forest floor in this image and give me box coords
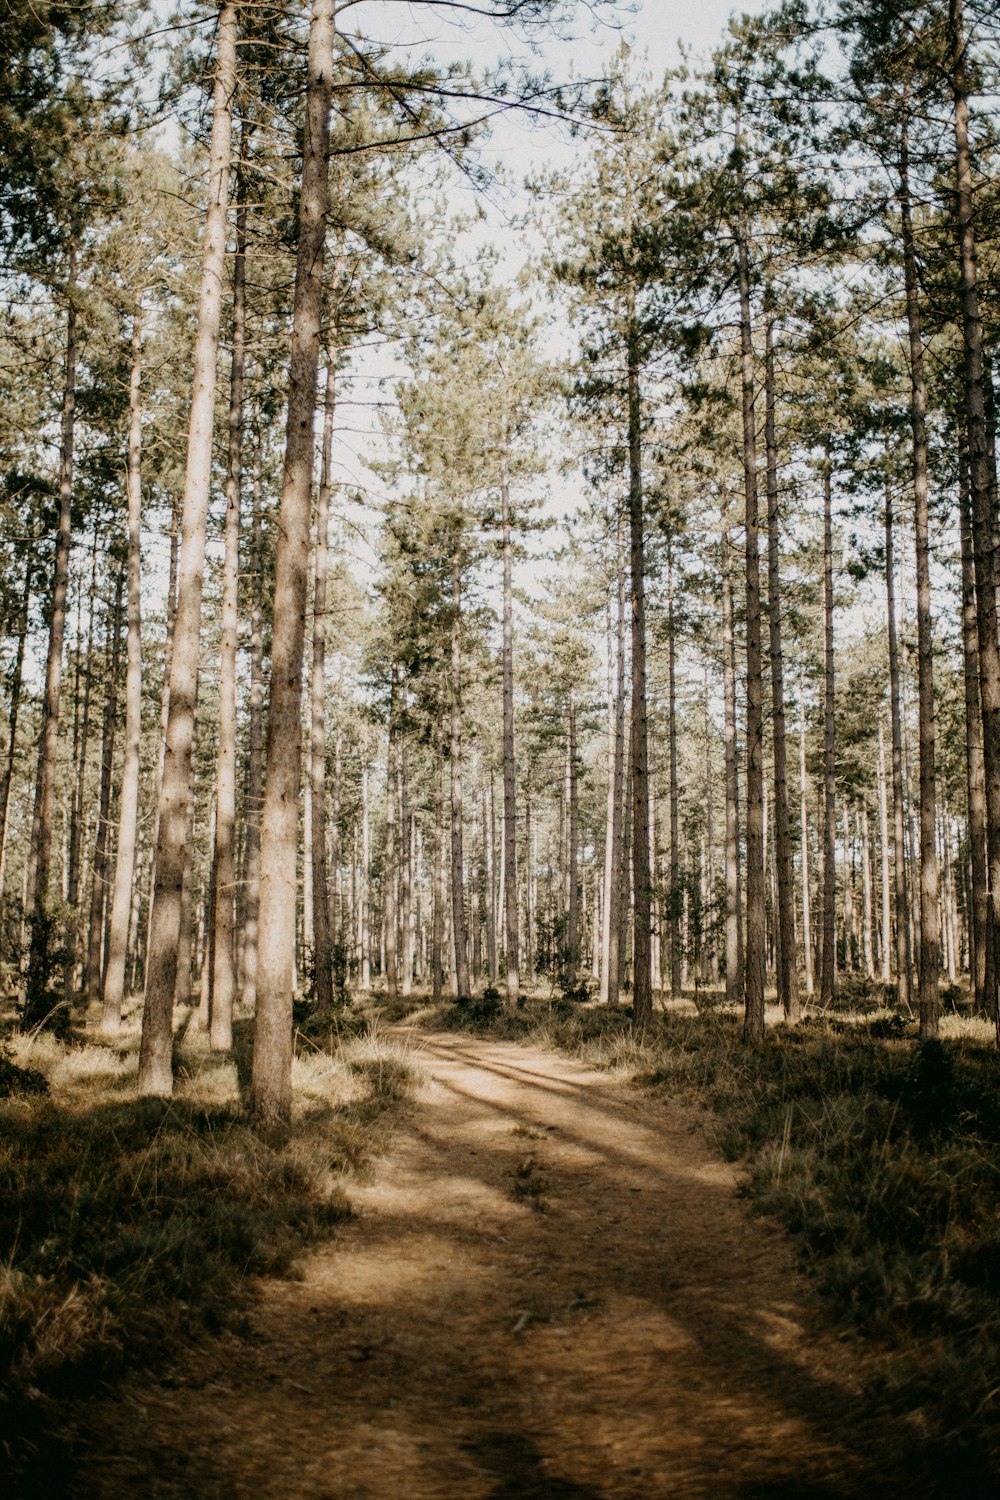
[63,1022,946,1499]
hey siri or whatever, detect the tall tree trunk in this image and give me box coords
[602,512,627,1007]
[722,521,744,1009]
[736,225,766,1042]
[384,670,399,1000]
[85,570,124,1010]
[959,455,989,1007]
[248,0,334,1122]
[0,548,33,912]
[64,537,97,1004]
[764,316,798,1020]
[360,758,371,991]
[450,554,471,999]
[432,726,444,1001]
[500,474,519,1005]
[799,672,814,998]
[885,469,913,1013]
[210,134,249,1049]
[705,664,719,986]
[821,451,837,1008]
[242,426,265,1010]
[626,294,651,1025]
[951,0,1000,1036]
[23,248,77,1028]
[899,117,940,1035]
[400,743,414,996]
[567,696,579,987]
[139,0,238,1094]
[667,540,681,997]
[102,311,144,1033]
[310,342,336,1012]
[878,722,892,985]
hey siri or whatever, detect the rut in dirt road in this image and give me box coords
[72,1028,927,1499]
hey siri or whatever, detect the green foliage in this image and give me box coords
[0,1041,47,1098]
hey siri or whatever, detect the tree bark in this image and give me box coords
[210,133,249,1049]
[102,311,144,1033]
[85,570,124,1011]
[450,553,471,998]
[0,547,33,913]
[242,425,265,1010]
[821,451,836,1008]
[139,0,238,1094]
[249,0,334,1122]
[950,0,1000,1036]
[799,671,814,997]
[722,520,744,1009]
[500,474,519,1004]
[310,342,336,1012]
[959,454,989,1007]
[885,469,913,1013]
[432,726,444,1001]
[764,316,798,1020]
[64,538,96,1004]
[23,248,77,1028]
[878,721,892,985]
[602,511,627,1007]
[667,539,681,998]
[567,696,579,988]
[736,226,766,1042]
[384,669,399,1000]
[899,117,940,1035]
[626,295,651,1026]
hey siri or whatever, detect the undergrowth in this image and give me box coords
[431,994,1000,1488]
[0,1016,415,1496]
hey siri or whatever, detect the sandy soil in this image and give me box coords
[67,1027,922,1499]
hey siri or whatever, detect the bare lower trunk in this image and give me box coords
[360,760,371,991]
[959,456,989,1006]
[64,544,96,1004]
[450,555,471,998]
[821,452,836,1008]
[102,311,144,1034]
[249,0,334,1123]
[764,316,798,1020]
[139,1,238,1095]
[722,521,743,1008]
[799,674,814,998]
[400,744,414,996]
[501,475,519,1004]
[602,513,627,1007]
[878,723,892,985]
[885,472,913,1013]
[432,728,444,1001]
[899,119,940,1035]
[242,429,265,1010]
[567,697,579,987]
[384,671,399,1000]
[0,553,33,911]
[85,572,124,1011]
[310,345,336,1012]
[951,0,1000,1036]
[210,138,249,1050]
[627,300,651,1026]
[667,540,681,997]
[23,254,77,1028]
[736,226,765,1042]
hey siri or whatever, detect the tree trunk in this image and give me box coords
[102,310,144,1033]
[821,451,836,1008]
[450,553,471,998]
[210,135,249,1050]
[432,727,444,1001]
[626,296,651,1025]
[64,538,97,1004]
[139,0,238,1094]
[959,454,989,1007]
[400,743,414,996]
[360,758,371,991]
[242,425,265,1010]
[23,249,77,1028]
[885,469,913,1013]
[736,226,766,1042]
[899,118,940,1035]
[384,670,399,1000]
[500,477,519,1004]
[310,342,336,1012]
[764,316,798,1020]
[799,672,814,998]
[567,696,579,987]
[878,721,892,984]
[0,548,33,912]
[667,540,681,997]
[249,0,334,1123]
[602,512,627,1007]
[722,521,744,1009]
[85,570,124,1011]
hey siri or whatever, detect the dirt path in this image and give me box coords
[70,1028,916,1499]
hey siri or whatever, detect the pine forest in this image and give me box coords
[2,0,1000,1493]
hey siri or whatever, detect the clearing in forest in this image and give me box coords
[71,1028,931,1498]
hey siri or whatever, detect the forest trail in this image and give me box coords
[70,1028,913,1499]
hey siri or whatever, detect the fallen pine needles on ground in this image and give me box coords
[0,1014,416,1496]
[420,991,1000,1491]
